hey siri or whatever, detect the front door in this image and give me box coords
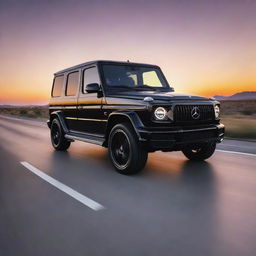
[76,65,106,135]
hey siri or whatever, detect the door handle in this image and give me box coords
[78,105,83,110]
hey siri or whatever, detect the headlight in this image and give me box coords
[214,105,220,119]
[154,107,167,120]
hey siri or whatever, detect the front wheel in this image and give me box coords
[182,142,216,161]
[108,123,148,175]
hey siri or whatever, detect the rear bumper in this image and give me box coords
[138,123,225,151]
[47,120,51,128]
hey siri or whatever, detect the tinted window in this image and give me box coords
[66,71,79,96]
[83,67,100,93]
[52,75,64,97]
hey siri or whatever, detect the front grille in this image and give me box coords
[174,105,214,123]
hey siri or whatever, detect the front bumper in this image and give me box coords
[138,123,225,151]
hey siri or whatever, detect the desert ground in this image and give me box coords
[0,100,255,139]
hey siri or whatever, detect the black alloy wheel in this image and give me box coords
[182,142,216,161]
[50,118,71,151]
[108,123,148,174]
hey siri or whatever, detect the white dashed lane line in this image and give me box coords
[216,150,256,157]
[20,161,105,211]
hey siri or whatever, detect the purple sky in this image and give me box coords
[0,0,255,104]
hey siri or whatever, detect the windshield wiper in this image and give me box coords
[108,85,158,91]
[134,85,157,91]
[108,85,131,89]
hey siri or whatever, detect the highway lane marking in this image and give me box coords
[20,161,105,211]
[0,115,46,126]
[220,143,256,149]
[216,150,256,157]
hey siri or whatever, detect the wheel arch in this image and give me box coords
[104,111,144,147]
[48,111,69,134]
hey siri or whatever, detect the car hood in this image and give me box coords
[107,90,210,101]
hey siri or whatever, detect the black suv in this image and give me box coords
[48,60,224,174]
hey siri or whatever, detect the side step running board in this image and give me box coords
[65,133,105,146]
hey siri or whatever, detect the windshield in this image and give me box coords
[102,64,170,90]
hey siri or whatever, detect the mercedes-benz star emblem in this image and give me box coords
[191,106,200,119]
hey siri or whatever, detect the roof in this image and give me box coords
[54,60,158,75]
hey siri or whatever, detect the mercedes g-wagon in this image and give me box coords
[47,60,225,174]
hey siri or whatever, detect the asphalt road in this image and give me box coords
[1,115,256,256]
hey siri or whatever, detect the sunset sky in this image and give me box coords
[0,0,255,105]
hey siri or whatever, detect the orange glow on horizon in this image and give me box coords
[0,64,255,104]
[1,80,255,105]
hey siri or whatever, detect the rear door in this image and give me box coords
[49,74,65,116]
[62,70,80,131]
[76,65,106,135]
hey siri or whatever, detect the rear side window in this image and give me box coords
[52,75,64,97]
[66,71,79,96]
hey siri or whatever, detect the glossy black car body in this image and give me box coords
[48,60,225,173]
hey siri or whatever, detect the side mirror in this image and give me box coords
[85,83,100,93]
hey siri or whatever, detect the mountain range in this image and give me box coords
[213,91,256,101]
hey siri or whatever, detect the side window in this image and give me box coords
[52,75,64,97]
[66,71,79,96]
[83,67,100,93]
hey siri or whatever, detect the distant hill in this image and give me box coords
[213,91,256,101]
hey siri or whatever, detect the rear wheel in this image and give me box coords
[50,118,71,151]
[108,123,148,174]
[182,142,216,161]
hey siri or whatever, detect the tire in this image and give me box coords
[182,142,216,161]
[108,123,148,175]
[50,118,71,151]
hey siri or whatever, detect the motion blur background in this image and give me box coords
[0,0,255,138]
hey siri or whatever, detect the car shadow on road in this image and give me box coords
[49,147,216,192]
[180,160,215,181]
[178,160,216,195]
[48,145,114,175]
[144,154,216,190]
